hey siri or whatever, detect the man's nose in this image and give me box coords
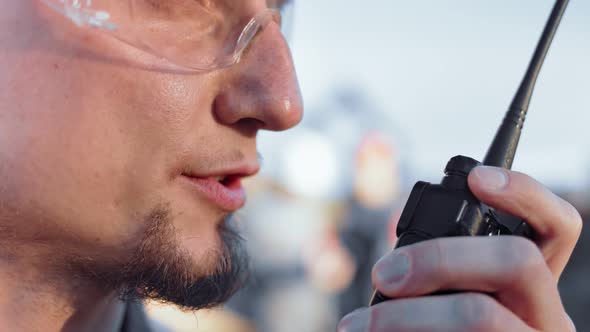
[213,23,303,132]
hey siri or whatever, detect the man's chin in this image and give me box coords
[70,207,249,311]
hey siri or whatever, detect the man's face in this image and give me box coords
[0,0,302,308]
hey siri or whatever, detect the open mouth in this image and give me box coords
[212,175,235,187]
[181,173,247,211]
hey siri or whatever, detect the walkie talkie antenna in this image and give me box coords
[483,0,569,169]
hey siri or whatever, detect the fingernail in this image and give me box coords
[472,166,508,192]
[338,311,369,332]
[375,253,410,287]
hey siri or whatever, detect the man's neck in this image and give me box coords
[0,253,127,332]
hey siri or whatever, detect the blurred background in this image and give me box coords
[147,0,590,330]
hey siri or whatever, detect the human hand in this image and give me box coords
[338,166,582,331]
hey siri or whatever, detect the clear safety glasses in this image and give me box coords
[40,0,294,71]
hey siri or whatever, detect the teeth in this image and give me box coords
[214,176,226,182]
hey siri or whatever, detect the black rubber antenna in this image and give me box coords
[483,0,570,169]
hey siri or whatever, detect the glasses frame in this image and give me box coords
[40,0,282,72]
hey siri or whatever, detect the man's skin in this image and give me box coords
[0,1,302,331]
[0,1,582,332]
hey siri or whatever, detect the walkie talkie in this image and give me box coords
[370,0,570,306]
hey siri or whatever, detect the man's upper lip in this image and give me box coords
[182,163,260,179]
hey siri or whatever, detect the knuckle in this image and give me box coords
[504,236,544,266]
[422,239,450,278]
[453,294,503,332]
[400,240,451,289]
[509,170,539,193]
[377,240,449,294]
[498,237,549,280]
[563,200,583,238]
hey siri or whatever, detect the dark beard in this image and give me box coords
[70,206,249,311]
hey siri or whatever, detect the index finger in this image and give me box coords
[468,166,583,277]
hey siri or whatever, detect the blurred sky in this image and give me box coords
[264,0,590,190]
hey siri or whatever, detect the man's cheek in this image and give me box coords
[11,125,141,242]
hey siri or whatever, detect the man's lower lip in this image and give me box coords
[181,176,246,211]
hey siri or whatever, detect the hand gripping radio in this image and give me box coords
[370,0,570,306]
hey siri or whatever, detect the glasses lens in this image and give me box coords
[125,1,262,70]
[44,0,289,71]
